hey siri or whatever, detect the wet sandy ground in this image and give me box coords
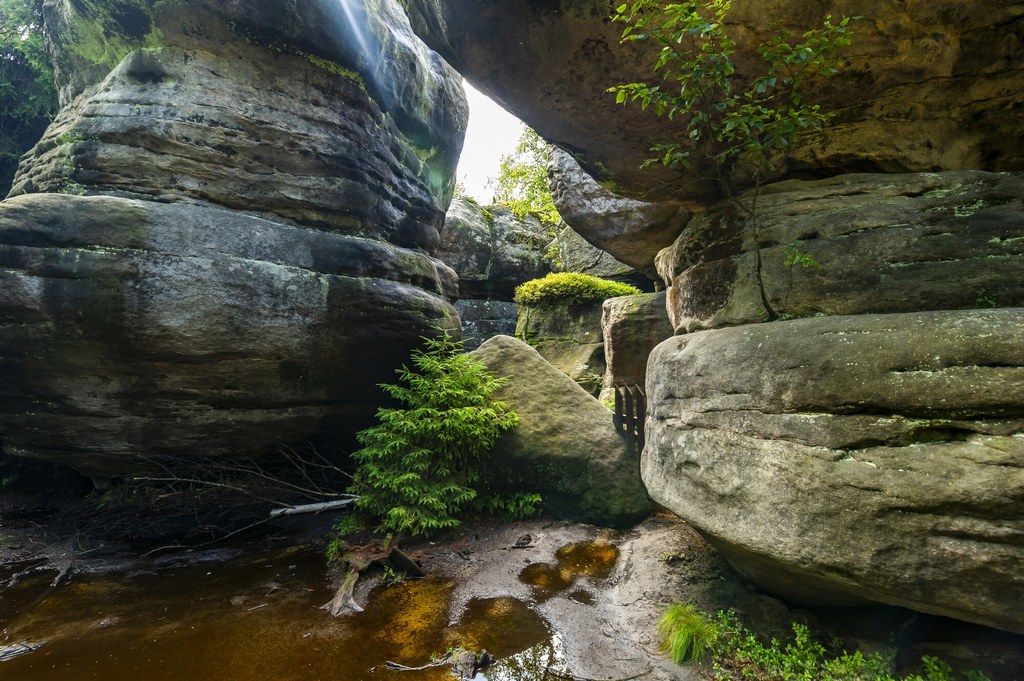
[393,514,727,681]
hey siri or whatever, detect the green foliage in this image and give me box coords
[349,330,521,538]
[514,272,642,306]
[473,490,543,521]
[489,126,573,269]
[0,0,57,194]
[489,126,563,229]
[658,603,721,665]
[610,1,854,186]
[783,240,822,270]
[609,2,853,318]
[708,610,993,681]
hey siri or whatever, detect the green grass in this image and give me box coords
[658,603,721,664]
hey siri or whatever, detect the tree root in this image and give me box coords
[321,547,426,616]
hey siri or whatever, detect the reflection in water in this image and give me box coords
[0,546,565,681]
[486,634,568,681]
[518,541,619,602]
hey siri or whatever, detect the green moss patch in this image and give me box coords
[514,272,641,306]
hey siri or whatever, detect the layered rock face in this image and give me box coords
[657,171,1024,334]
[436,198,550,300]
[645,310,1024,632]
[407,0,1023,207]
[644,171,1024,632]
[0,0,466,476]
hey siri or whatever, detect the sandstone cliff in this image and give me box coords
[0,0,466,475]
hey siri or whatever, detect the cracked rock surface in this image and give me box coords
[644,309,1024,633]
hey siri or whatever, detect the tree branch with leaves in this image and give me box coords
[609,0,855,319]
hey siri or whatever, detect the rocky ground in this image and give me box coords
[2,463,1023,681]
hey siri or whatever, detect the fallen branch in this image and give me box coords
[385,647,493,680]
[268,497,358,518]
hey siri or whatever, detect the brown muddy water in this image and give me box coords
[0,545,567,681]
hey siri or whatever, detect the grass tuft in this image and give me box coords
[658,602,721,665]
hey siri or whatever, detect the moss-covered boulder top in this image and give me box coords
[514,273,640,307]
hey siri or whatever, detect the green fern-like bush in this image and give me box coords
[659,602,721,665]
[514,272,641,306]
[349,330,521,538]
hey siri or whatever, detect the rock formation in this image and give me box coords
[598,292,673,404]
[656,171,1024,334]
[436,198,550,300]
[0,0,466,476]
[406,0,1024,633]
[515,301,606,396]
[470,335,651,527]
[644,309,1024,633]
[642,169,1024,632]
[548,149,689,277]
[406,0,1023,206]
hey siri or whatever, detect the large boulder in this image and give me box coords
[0,0,466,476]
[598,292,673,404]
[656,171,1024,333]
[407,0,1024,208]
[471,335,651,527]
[644,309,1024,634]
[0,194,458,477]
[548,149,689,277]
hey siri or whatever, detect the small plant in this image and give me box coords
[332,513,366,538]
[349,329,521,538]
[658,602,721,665]
[381,564,406,584]
[325,535,347,564]
[707,610,994,681]
[783,240,822,270]
[474,490,543,521]
[514,272,641,306]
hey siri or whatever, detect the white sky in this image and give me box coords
[456,80,525,203]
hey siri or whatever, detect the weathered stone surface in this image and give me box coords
[644,309,1024,633]
[656,171,1024,334]
[43,0,466,188]
[516,302,605,396]
[0,0,467,476]
[553,226,638,284]
[454,299,517,350]
[598,293,673,404]
[14,0,467,246]
[471,335,651,527]
[0,194,458,476]
[549,149,689,277]
[407,0,1024,207]
[436,198,550,298]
